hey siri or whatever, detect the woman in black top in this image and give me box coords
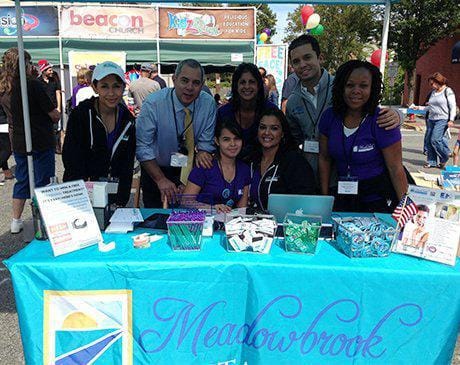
[249,109,316,212]
[0,48,60,233]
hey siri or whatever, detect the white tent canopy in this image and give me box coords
[13,0,396,195]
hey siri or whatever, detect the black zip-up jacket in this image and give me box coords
[250,149,316,212]
[62,97,136,206]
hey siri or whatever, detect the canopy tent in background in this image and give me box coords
[12,0,398,196]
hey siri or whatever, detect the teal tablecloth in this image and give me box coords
[4,211,460,365]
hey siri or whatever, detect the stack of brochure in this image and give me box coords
[105,208,144,233]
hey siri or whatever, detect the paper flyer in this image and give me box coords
[392,185,460,266]
[441,166,460,191]
[35,180,103,256]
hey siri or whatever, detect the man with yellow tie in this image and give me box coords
[136,59,217,207]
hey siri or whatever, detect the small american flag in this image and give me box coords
[392,195,418,227]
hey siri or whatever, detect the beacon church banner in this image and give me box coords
[60,6,158,40]
[159,7,255,40]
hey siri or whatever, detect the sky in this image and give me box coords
[269,4,298,44]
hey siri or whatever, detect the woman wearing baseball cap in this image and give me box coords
[62,61,136,207]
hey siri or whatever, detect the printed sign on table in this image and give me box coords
[159,7,255,39]
[0,6,58,37]
[256,44,287,103]
[68,51,126,78]
[35,180,103,256]
[392,185,460,265]
[61,6,158,40]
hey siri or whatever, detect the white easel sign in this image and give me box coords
[35,180,103,256]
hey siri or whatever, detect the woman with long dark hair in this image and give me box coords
[217,63,278,160]
[249,108,316,212]
[318,60,407,213]
[0,48,60,233]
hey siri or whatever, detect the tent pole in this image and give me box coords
[379,0,391,78]
[15,0,36,198]
[58,4,67,132]
[156,6,161,77]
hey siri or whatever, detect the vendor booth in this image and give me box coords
[6,0,460,364]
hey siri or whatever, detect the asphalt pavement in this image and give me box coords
[0,123,459,364]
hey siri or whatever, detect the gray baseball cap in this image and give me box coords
[140,62,154,72]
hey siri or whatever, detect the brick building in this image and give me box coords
[403,31,460,107]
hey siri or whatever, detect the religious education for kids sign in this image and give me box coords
[159,7,255,40]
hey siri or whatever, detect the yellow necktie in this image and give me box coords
[180,107,194,185]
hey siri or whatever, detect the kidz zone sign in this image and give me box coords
[159,7,255,40]
[60,6,158,39]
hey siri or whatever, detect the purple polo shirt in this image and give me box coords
[188,159,250,207]
[318,107,401,180]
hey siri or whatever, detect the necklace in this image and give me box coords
[218,159,236,183]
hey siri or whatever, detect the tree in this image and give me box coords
[388,0,460,104]
[243,4,277,41]
[283,5,380,72]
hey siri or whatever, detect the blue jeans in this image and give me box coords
[13,149,55,199]
[426,119,450,166]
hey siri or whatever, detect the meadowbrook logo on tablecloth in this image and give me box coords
[139,295,423,361]
[43,290,132,365]
[42,291,423,363]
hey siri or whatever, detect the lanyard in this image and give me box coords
[301,73,330,139]
[341,115,367,176]
[170,88,195,140]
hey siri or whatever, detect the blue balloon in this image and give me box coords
[257,40,264,45]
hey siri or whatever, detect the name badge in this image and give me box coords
[303,139,319,153]
[170,152,188,167]
[338,176,358,195]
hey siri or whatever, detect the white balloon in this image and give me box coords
[306,13,321,30]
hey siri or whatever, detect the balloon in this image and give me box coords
[263,28,271,37]
[370,49,388,68]
[306,13,320,30]
[310,24,324,35]
[301,5,314,26]
[259,32,268,42]
[257,40,265,45]
[256,34,260,41]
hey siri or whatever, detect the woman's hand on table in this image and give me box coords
[215,204,232,213]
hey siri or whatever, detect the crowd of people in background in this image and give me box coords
[0,33,457,234]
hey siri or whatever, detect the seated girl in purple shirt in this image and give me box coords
[184,120,250,213]
[318,60,407,213]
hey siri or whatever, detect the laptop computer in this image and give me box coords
[268,194,335,224]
